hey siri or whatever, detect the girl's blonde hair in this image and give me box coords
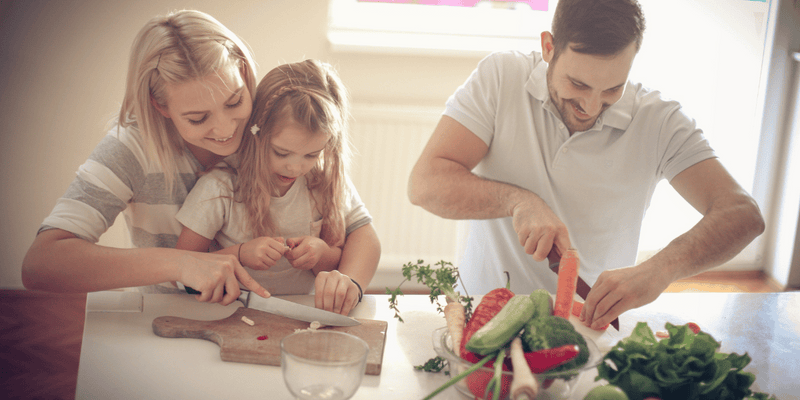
[237,59,351,247]
[119,10,257,190]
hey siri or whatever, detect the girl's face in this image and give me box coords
[268,121,329,197]
[156,66,252,166]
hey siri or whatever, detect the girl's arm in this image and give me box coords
[21,228,268,304]
[314,223,380,315]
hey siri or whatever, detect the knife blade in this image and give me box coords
[549,262,620,330]
[177,283,360,327]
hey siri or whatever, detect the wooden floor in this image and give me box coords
[0,271,785,400]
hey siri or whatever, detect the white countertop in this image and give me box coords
[76,292,800,399]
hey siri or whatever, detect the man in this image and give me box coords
[407,0,764,330]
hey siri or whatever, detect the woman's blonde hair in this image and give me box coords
[119,10,257,190]
[237,59,351,247]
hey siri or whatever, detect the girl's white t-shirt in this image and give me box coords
[176,168,372,295]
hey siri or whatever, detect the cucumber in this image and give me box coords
[465,295,536,355]
[529,289,554,319]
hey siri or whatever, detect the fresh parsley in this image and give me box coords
[385,260,473,323]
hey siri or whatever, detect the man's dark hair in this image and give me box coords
[551,0,646,61]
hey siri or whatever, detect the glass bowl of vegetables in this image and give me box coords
[432,326,602,400]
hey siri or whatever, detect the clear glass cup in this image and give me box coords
[280,330,369,400]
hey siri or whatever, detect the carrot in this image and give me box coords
[554,248,579,320]
[444,299,465,355]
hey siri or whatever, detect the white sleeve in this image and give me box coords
[175,172,231,240]
[343,177,373,236]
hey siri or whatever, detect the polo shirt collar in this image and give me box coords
[526,57,635,132]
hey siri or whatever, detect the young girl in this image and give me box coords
[22,10,271,304]
[175,60,380,316]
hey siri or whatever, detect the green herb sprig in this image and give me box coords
[385,259,473,323]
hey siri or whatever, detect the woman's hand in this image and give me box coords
[314,270,360,316]
[239,236,288,270]
[178,251,270,306]
[285,236,329,270]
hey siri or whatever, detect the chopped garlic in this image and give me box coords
[241,316,255,326]
[293,321,325,333]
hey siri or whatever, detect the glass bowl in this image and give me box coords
[281,330,369,400]
[431,326,602,400]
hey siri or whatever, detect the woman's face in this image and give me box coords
[156,66,252,165]
[268,121,329,197]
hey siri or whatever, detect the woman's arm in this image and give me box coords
[22,228,268,304]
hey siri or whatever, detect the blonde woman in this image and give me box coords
[22,10,271,305]
[176,60,380,316]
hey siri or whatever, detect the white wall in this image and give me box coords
[0,0,481,289]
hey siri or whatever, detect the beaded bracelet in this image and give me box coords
[350,278,363,303]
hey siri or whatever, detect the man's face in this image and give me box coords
[543,38,637,135]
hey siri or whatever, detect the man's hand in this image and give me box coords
[239,237,287,270]
[511,195,571,262]
[285,236,329,270]
[579,263,670,330]
[314,270,360,316]
[178,251,270,306]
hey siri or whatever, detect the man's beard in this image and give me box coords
[546,68,603,135]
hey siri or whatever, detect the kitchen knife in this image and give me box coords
[549,262,620,330]
[177,283,361,327]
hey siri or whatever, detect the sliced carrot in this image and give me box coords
[571,301,609,331]
[554,249,579,320]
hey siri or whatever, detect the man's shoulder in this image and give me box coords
[477,50,543,87]
[627,82,683,116]
[482,50,540,71]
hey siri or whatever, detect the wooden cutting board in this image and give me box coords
[152,307,388,375]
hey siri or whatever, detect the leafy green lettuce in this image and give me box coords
[596,322,777,400]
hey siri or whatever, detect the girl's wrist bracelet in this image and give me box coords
[350,277,363,303]
[237,243,243,263]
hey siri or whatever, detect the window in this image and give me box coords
[632,0,770,268]
[328,0,553,57]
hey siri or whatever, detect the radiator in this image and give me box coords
[348,103,463,291]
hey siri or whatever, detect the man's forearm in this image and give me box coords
[408,156,535,220]
[641,195,764,283]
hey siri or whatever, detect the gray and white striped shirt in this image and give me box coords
[40,122,203,293]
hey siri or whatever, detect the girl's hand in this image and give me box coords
[314,270,359,315]
[285,236,329,270]
[179,251,270,306]
[239,237,288,270]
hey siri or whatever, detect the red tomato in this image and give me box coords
[465,369,511,400]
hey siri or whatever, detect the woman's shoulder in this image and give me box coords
[98,121,200,175]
